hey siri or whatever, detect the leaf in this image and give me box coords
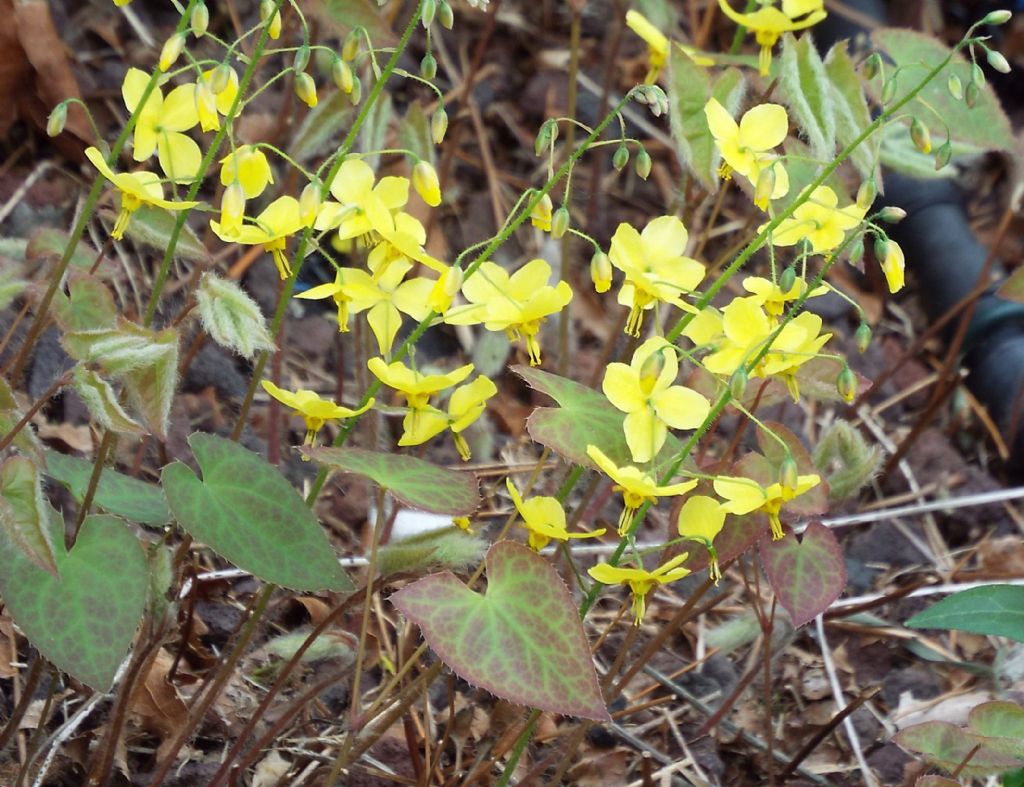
[759,522,846,627]
[196,273,276,361]
[71,366,145,435]
[0,512,148,690]
[778,33,836,161]
[51,273,117,332]
[906,585,1024,641]
[967,701,1024,758]
[378,527,488,578]
[0,267,26,310]
[303,447,479,515]
[399,101,436,167]
[514,365,683,475]
[391,540,609,720]
[0,377,43,461]
[25,227,98,273]
[308,0,391,42]
[914,778,962,787]
[44,450,170,525]
[894,721,1024,777]
[0,456,58,575]
[292,90,355,163]
[824,42,878,181]
[871,28,1014,155]
[162,433,352,591]
[357,91,391,171]
[998,267,1024,303]
[119,206,207,262]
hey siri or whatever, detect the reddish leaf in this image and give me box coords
[760,522,846,626]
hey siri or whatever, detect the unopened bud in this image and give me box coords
[754,166,775,210]
[965,81,980,108]
[612,144,629,171]
[260,0,282,39]
[862,52,882,80]
[349,75,362,104]
[220,183,246,239]
[535,119,558,156]
[413,160,442,207]
[299,182,321,227]
[212,63,233,93]
[635,147,652,180]
[778,266,797,294]
[982,10,1013,26]
[438,0,454,29]
[421,0,437,27]
[294,72,318,108]
[837,366,857,404]
[590,251,612,293]
[878,206,907,223]
[551,206,570,239]
[779,455,799,494]
[856,179,877,210]
[934,141,953,170]
[196,79,218,129]
[190,1,209,37]
[637,85,668,116]
[158,33,185,72]
[972,62,986,87]
[855,322,871,353]
[848,237,865,266]
[293,44,310,73]
[421,52,437,80]
[431,108,448,144]
[639,347,667,382]
[947,74,963,100]
[880,77,897,104]
[342,30,361,62]
[987,49,1012,74]
[729,368,747,400]
[873,236,889,262]
[332,58,354,93]
[910,117,931,154]
[46,102,67,137]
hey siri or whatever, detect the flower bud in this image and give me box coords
[639,347,667,382]
[220,183,246,239]
[947,73,963,100]
[856,179,877,210]
[987,49,1011,74]
[293,44,310,73]
[847,237,865,266]
[342,30,361,62]
[158,33,185,72]
[349,75,362,104]
[531,193,553,231]
[428,266,463,313]
[535,118,557,156]
[421,0,437,27]
[837,366,857,404]
[294,72,318,108]
[431,108,448,144]
[779,455,799,494]
[421,52,437,80]
[965,81,980,108]
[855,321,871,353]
[212,63,233,94]
[981,10,1012,26]
[729,368,747,400]
[590,251,612,293]
[413,160,442,206]
[878,206,906,223]
[438,1,454,29]
[332,58,354,93]
[880,77,897,104]
[778,266,797,294]
[878,239,906,293]
[46,102,67,137]
[635,147,652,180]
[196,79,219,130]
[754,166,775,210]
[299,181,321,227]
[551,206,570,239]
[612,144,629,171]
[260,0,282,39]
[972,62,986,87]
[190,1,209,37]
[862,52,882,80]
[934,141,953,170]
[910,117,931,154]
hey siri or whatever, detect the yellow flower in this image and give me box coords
[219,183,246,239]
[220,145,274,199]
[196,66,239,132]
[759,312,832,399]
[588,553,690,625]
[531,193,553,232]
[315,158,408,241]
[412,160,442,207]
[742,275,827,318]
[211,196,305,279]
[603,338,711,464]
[766,186,865,254]
[368,357,474,446]
[717,0,827,75]
[608,216,705,337]
[506,479,604,552]
[85,147,198,240]
[879,239,905,293]
[294,267,375,333]
[713,473,820,540]
[447,376,498,460]
[705,98,790,207]
[625,10,669,83]
[121,67,201,183]
[677,495,727,581]
[368,212,449,277]
[261,379,373,448]
[446,259,572,366]
[586,445,697,536]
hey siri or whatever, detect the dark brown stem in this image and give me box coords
[70,430,117,545]
[0,656,44,756]
[14,665,59,787]
[0,370,72,453]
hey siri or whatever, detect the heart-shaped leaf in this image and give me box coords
[162,433,352,591]
[760,522,846,627]
[44,450,169,525]
[968,701,1024,758]
[515,365,681,474]
[0,512,148,690]
[894,721,1024,777]
[52,273,117,332]
[391,540,609,720]
[0,456,58,575]
[906,585,1024,641]
[304,447,478,515]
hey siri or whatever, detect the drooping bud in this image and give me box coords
[779,455,799,495]
[837,366,857,404]
[220,183,246,239]
[972,62,986,87]
[212,63,233,93]
[413,160,442,207]
[349,75,362,105]
[438,0,454,29]
[332,58,354,93]
[910,117,931,154]
[46,102,67,137]
[880,77,897,104]
[260,0,282,39]
[158,33,186,72]
[635,147,652,180]
[551,206,570,239]
[987,49,1012,74]
[294,72,318,108]
[881,239,906,293]
[342,30,361,62]
[729,367,747,401]
[612,144,629,171]
[856,179,876,210]
[639,346,667,383]
[934,141,953,170]
[847,237,865,267]
[877,206,907,224]
[965,81,980,108]
[421,52,437,79]
[778,266,797,294]
[981,10,1012,26]
[862,52,882,80]
[421,0,437,27]
[947,74,963,100]
[293,44,310,73]
[190,1,210,37]
[299,181,321,227]
[431,108,448,144]
[534,118,558,156]
[754,166,776,210]
[590,251,612,293]
[855,322,871,353]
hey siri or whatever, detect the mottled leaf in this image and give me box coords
[760,522,845,627]
[0,456,57,575]
[162,433,352,591]
[967,701,1024,758]
[52,273,117,332]
[25,227,98,273]
[824,42,878,181]
[391,540,609,720]
[907,585,1024,641]
[44,450,169,525]
[119,206,207,262]
[894,721,1024,777]
[303,447,478,515]
[0,377,43,461]
[71,366,145,435]
[778,33,835,160]
[0,512,148,691]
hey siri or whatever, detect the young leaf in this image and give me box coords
[303,447,479,515]
[0,268,27,311]
[759,522,845,627]
[398,100,436,166]
[25,227,99,273]
[162,433,352,591]
[52,273,118,332]
[906,585,1024,641]
[357,91,392,171]
[118,205,207,262]
[824,42,878,182]
[0,456,58,576]
[778,33,836,161]
[71,366,145,435]
[44,450,170,525]
[894,721,1024,777]
[196,273,276,361]
[0,512,148,691]
[292,90,355,162]
[967,701,1024,759]
[391,540,610,721]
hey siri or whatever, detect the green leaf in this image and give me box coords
[71,366,145,435]
[907,585,1024,641]
[52,273,117,332]
[759,522,846,627]
[0,268,27,311]
[998,267,1024,303]
[824,42,878,181]
[0,378,44,462]
[399,101,436,166]
[309,0,391,41]
[162,433,352,591]
[119,206,207,262]
[0,512,148,691]
[514,365,683,474]
[358,92,392,172]
[292,90,355,163]
[894,721,1024,777]
[25,227,99,273]
[778,33,836,161]
[303,447,479,515]
[968,701,1024,759]
[196,273,276,361]
[0,456,58,576]
[871,28,1014,155]
[378,528,488,578]
[391,540,609,720]
[44,450,170,525]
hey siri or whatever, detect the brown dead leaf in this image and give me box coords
[252,750,291,787]
[0,0,31,138]
[128,649,189,760]
[294,596,332,626]
[0,614,18,679]
[568,749,630,786]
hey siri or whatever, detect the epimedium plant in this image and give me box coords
[0,0,1018,782]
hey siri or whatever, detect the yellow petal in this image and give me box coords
[738,103,789,152]
[713,476,766,514]
[678,495,726,542]
[160,84,200,132]
[704,97,739,144]
[602,362,644,413]
[157,132,202,183]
